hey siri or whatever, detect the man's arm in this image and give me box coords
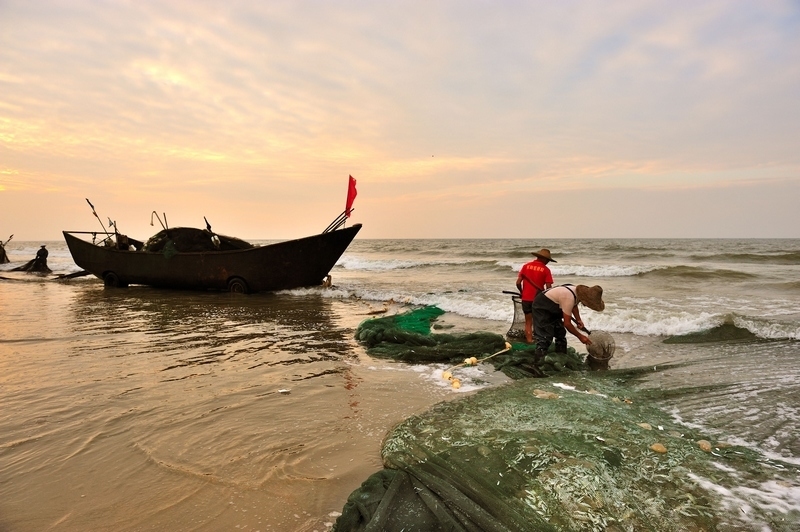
[571,307,584,331]
[563,313,591,345]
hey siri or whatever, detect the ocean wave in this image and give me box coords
[336,257,501,272]
[284,282,800,340]
[731,315,800,340]
[504,262,745,279]
[769,280,800,291]
[584,307,725,337]
[281,261,800,341]
[662,322,757,343]
[285,285,513,322]
[637,265,757,281]
[662,317,800,342]
[592,310,800,341]
[495,261,662,277]
[339,252,791,280]
[339,254,777,282]
[688,252,800,265]
[551,264,662,277]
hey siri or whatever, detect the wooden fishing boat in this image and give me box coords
[62,223,361,293]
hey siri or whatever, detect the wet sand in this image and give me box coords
[0,279,460,531]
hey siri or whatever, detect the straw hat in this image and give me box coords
[531,248,556,263]
[576,285,605,311]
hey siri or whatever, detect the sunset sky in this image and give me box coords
[2,0,799,240]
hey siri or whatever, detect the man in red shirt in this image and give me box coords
[516,248,555,343]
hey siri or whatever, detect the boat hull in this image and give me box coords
[63,225,361,292]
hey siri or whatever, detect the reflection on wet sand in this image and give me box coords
[66,287,355,379]
[0,281,451,531]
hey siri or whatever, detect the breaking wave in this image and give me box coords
[637,265,757,281]
[590,311,800,341]
[336,256,500,272]
[290,284,800,341]
[688,252,800,265]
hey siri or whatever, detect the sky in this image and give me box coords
[1,0,799,240]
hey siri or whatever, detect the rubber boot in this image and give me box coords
[533,348,547,364]
[554,342,567,355]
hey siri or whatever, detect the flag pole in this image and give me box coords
[323,175,357,233]
[323,209,354,233]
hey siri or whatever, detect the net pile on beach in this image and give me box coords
[354,306,586,378]
[334,372,798,531]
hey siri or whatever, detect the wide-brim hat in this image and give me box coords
[531,248,556,263]
[576,285,604,312]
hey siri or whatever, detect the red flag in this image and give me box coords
[345,175,357,217]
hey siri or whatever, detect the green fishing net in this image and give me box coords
[143,227,253,253]
[335,372,798,531]
[355,306,586,378]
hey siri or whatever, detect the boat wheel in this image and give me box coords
[103,271,127,288]
[228,277,249,294]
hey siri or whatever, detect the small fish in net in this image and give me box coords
[506,295,527,339]
[586,330,615,361]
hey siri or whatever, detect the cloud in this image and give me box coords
[1,0,799,238]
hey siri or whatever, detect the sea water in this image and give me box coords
[1,237,799,530]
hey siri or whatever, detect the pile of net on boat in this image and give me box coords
[334,371,798,531]
[353,305,585,379]
[143,227,253,253]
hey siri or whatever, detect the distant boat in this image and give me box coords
[62,223,361,293]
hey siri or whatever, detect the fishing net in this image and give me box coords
[506,295,527,340]
[586,330,615,361]
[355,306,506,364]
[355,306,587,378]
[143,227,253,253]
[334,372,799,531]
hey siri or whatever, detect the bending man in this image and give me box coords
[532,284,605,359]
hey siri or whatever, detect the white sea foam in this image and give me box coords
[670,410,800,468]
[336,256,431,271]
[364,362,507,393]
[336,256,476,271]
[688,473,800,530]
[550,264,664,277]
[733,315,800,340]
[289,284,800,340]
[586,307,723,337]
[499,261,664,277]
[341,256,663,278]
[298,285,514,322]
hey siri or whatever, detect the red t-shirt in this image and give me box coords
[517,260,554,301]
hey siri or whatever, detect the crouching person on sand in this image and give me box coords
[532,284,605,360]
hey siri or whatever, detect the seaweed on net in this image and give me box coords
[336,374,799,531]
[355,306,587,377]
